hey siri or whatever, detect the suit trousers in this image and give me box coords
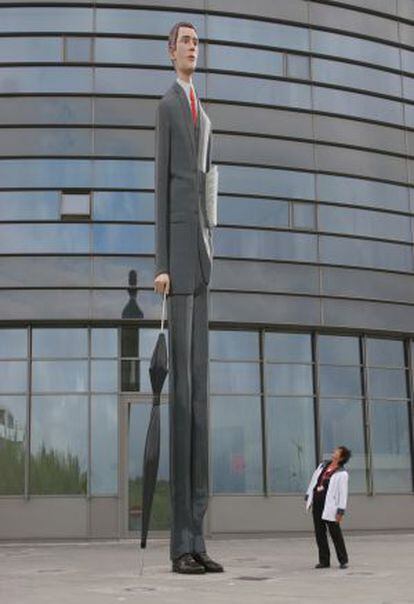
[168,254,209,561]
[312,496,348,566]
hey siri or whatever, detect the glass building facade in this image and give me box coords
[0,0,413,538]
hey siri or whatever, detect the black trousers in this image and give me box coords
[168,254,209,561]
[312,497,348,566]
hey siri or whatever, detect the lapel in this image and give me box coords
[173,81,196,157]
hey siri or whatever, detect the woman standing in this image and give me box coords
[305,446,351,569]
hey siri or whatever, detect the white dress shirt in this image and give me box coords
[177,78,197,110]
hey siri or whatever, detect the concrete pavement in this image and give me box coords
[1,533,413,604]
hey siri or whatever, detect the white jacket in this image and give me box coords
[305,463,349,522]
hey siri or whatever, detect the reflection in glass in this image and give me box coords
[209,331,259,361]
[121,360,168,394]
[93,225,154,254]
[220,165,315,199]
[211,396,262,494]
[210,362,260,394]
[91,329,118,358]
[320,236,412,272]
[267,397,315,493]
[208,44,283,76]
[215,228,317,262]
[97,9,204,36]
[218,196,289,228]
[128,403,170,531]
[91,361,118,393]
[0,396,26,495]
[0,362,27,393]
[0,37,61,62]
[0,329,27,358]
[32,361,88,392]
[266,364,313,395]
[30,395,88,494]
[368,369,407,399]
[0,191,59,220]
[0,66,93,94]
[0,8,93,33]
[265,333,312,362]
[370,400,411,493]
[367,339,405,367]
[318,336,360,365]
[33,328,87,358]
[93,192,154,222]
[320,399,366,493]
[319,366,361,397]
[91,395,118,495]
[95,38,181,66]
[0,224,90,254]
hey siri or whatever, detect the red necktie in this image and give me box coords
[190,86,198,126]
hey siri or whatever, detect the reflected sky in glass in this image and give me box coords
[32,361,88,393]
[0,329,27,359]
[33,328,87,358]
[0,362,27,393]
[91,395,118,495]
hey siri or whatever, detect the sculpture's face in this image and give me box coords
[332,448,342,464]
[170,26,199,75]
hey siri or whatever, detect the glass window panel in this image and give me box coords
[311,30,399,69]
[0,37,61,62]
[317,175,409,212]
[208,16,309,51]
[210,362,260,394]
[215,228,317,262]
[33,328,87,358]
[121,360,168,394]
[92,225,154,254]
[0,396,26,495]
[313,59,401,97]
[208,73,311,109]
[93,160,154,190]
[0,191,59,220]
[93,192,154,222]
[91,360,118,393]
[267,397,315,493]
[97,9,204,36]
[95,67,205,97]
[30,395,88,495]
[220,166,315,199]
[318,205,411,242]
[287,54,310,79]
[64,37,92,62]
[266,364,313,395]
[91,329,118,358]
[128,402,170,531]
[319,336,360,365]
[218,196,289,228]
[0,362,27,393]
[319,366,361,397]
[265,333,312,362]
[403,76,414,102]
[211,396,262,494]
[208,44,283,76]
[32,361,88,393]
[367,339,405,367]
[313,86,403,125]
[292,202,315,229]
[0,67,93,94]
[402,49,414,75]
[95,38,205,68]
[0,97,92,125]
[320,236,412,272]
[0,159,93,189]
[93,257,154,288]
[0,329,27,358]
[320,399,366,493]
[0,8,93,33]
[91,395,118,495]
[370,400,412,493]
[0,224,90,254]
[209,331,259,361]
[368,369,407,399]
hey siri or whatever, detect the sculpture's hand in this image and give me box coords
[154,273,170,295]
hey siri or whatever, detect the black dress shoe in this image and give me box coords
[172,554,205,574]
[315,563,330,569]
[339,563,348,570]
[192,552,224,573]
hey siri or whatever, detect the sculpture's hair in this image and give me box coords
[337,446,352,466]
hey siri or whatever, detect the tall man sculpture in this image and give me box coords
[153,22,223,575]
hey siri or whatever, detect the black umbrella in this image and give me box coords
[140,292,168,550]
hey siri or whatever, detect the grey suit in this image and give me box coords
[154,81,213,560]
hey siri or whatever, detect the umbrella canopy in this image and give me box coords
[140,295,168,549]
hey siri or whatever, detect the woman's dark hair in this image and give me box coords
[337,446,352,466]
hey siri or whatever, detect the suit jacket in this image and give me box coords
[305,462,349,522]
[154,81,213,294]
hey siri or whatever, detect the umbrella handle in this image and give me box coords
[160,290,167,333]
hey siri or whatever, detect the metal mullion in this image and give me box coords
[24,326,32,501]
[259,329,268,496]
[404,339,414,492]
[313,332,321,465]
[87,327,92,506]
[361,335,373,496]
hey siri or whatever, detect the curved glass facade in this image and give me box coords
[0,0,413,538]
